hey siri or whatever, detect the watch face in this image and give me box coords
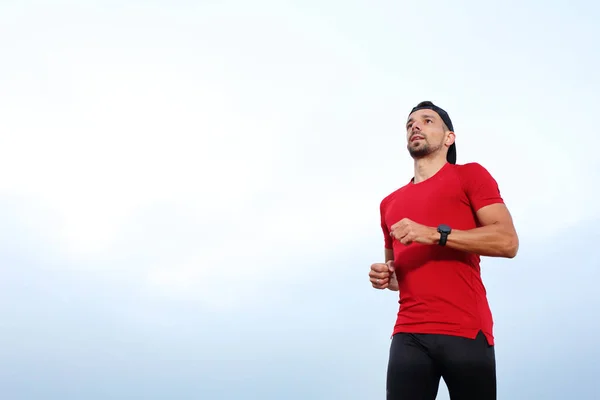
[438,224,451,233]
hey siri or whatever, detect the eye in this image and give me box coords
[425,119,433,124]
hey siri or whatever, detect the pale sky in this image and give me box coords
[1,1,599,399]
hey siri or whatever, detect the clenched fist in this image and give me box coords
[390,218,437,246]
[369,261,398,291]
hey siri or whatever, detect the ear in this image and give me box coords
[445,131,456,147]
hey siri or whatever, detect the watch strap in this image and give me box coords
[437,224,452,246]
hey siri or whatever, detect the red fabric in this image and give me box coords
[380,162,504,345]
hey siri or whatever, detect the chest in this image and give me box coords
[382,175,475,231]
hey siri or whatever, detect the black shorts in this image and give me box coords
[386,330,496,400]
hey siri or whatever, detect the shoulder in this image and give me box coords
[453,162,494,178]
[452,162,499,186]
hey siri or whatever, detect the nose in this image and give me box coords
[411,122,422,133]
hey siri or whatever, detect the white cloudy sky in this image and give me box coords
[1,1,599,399]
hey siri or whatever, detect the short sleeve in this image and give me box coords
[459,163,504,212]
[380,200,393,249]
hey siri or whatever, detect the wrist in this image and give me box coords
[435,224,452,246]
[429,226,440,245]
[387,277,399,291]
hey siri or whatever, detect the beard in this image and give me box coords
[407,140,443,159]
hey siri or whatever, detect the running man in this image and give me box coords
[369,101,519,400]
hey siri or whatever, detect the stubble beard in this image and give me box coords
[407,140,443,160]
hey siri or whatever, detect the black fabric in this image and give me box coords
[386,331,496,400]
[409,101,457,164]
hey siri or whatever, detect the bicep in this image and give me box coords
[475,203,516,232]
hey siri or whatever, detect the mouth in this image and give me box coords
[410,135,424,143]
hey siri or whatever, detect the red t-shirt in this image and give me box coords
[380,162,504,345]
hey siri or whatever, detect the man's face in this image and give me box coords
[405,109,450,160]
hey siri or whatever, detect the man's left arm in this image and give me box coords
[433,203,519,258]
[436,162,518,258]
[391,163,519,258]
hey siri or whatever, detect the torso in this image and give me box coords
[380,163,496,345]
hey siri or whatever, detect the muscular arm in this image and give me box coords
[437,203,519,258]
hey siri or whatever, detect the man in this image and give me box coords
[369,101,519,400]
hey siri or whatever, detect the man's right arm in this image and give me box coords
[385,248,399,291]
[385,248,394,263]
[381,198,398,291]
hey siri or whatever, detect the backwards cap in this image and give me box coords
[409,101,456,164]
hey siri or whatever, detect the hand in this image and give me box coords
[390,218,437,246]
[369,261,396,290]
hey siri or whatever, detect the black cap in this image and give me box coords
[409,101,456,164]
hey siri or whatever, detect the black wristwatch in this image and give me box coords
[437,224,452,246]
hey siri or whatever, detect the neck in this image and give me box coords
[412,155,448,183]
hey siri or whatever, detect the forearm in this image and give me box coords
[433,223,519,258]
[385,248,394,263]
[384,248,399,291]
